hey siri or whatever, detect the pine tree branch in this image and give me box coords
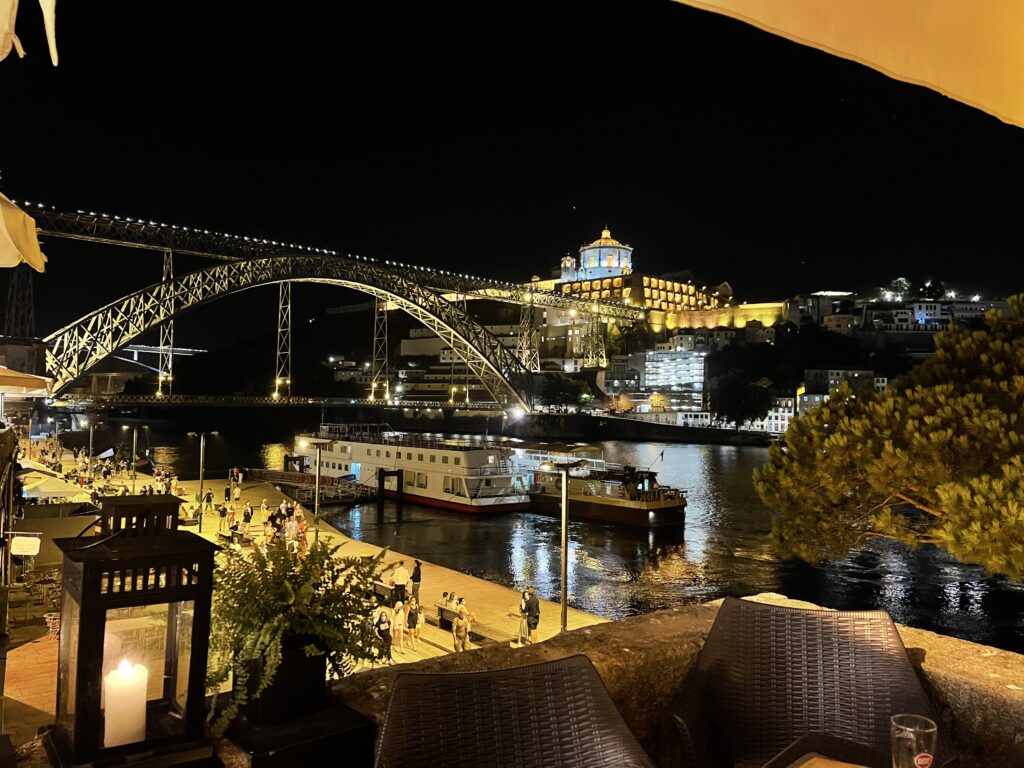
[895,492,942,517]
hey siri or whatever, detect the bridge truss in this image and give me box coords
[44,255,533,409]
[26,202,646,410]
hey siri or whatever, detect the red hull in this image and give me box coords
[381,488,531,514]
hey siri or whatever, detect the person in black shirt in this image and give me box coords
[411,559,422,603]
[525,587,540,644]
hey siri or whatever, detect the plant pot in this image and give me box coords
[242,640,327,727]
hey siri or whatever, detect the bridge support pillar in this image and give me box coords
[275,282,292,398]
[371,297,389,401]
[516,297,540,372]
[158,250,174,396]
[581,312,608,369]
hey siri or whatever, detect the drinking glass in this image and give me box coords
[890,714,937,768]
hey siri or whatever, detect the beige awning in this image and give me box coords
[0,364,51,394]
[0,194,47,272]
[673,0,1024,129]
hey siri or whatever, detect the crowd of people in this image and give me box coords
[27,435,548,662]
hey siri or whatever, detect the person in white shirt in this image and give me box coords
[390,560,410,605]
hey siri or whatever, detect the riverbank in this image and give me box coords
[0,476,607,749]
[174,478,607,646]
[73,405,770,448]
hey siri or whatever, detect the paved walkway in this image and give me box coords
[175,478,607,647]
[0,475,605,749]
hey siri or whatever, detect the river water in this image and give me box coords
[141,426,1024,653]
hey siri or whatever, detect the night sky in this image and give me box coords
[3,0,1023,350]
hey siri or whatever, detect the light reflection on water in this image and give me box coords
[147,432,1024,653]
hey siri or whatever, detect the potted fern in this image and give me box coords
[205,538,386,737]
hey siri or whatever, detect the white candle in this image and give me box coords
[103,658,148,747]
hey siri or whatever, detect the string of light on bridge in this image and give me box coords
[11,197,565,294]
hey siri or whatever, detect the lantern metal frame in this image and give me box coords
[44,495,219,768]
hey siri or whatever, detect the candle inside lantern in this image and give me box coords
[103,658,148,747]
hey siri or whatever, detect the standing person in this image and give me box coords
[406,597,421,650]
[452,606,470,653]
[223,485,231,504]
[390,560,409,605]
[243,502,253,524]
[410,559,422,604]
[232,484,241,504]
[260,498,269,521]
[515,590,530,646]
[392,600,406,654]
[203,488,214,514]
[374,605,393,665]
[526,587,541,644]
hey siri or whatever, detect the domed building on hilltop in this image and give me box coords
[560,228,634,282]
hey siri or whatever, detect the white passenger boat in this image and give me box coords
[292,424,531,513]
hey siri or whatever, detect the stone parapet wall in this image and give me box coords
[332,594,1024,765]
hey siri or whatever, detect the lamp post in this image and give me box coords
[539,459,588,633]
[299,439,322,545]
[121,425,138,493]
[84,419,103,476]
[187,431,218,532]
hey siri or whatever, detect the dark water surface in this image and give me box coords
[137,422,1024,653]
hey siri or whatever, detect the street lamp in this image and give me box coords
[121,426,138,493]
[187,431,219,532]
[86,420,104,476]
[121,425,148,494]
[539,459,588,633]
[298,439,322,545]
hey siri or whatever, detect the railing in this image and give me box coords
[245,468,337,486]
[301,427,515,455]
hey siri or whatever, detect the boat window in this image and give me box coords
[416,473,428,489]
[442,456,449,465]
[386,451,391,458]
[454,457,461,466]
[488,455,495,464]
[430,455,436,463]
[344,464,349,471]
[407,452,413,460]
[367,449,371,456]
[376,450,381,457]
[418,453,424,462]
[406,473,414,486]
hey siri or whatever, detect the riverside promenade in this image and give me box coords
[175,477,608,648]
[1,474,606,749]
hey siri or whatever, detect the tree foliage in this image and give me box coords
[538,373,593,406]
[709,371,773,428]
[753,296,1024,578]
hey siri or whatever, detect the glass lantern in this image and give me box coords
[46,495,218,767]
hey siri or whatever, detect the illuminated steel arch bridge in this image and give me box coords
[26,203,644,411]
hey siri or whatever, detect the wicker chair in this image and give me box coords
[670,597,955,768]
[374,654,655,768]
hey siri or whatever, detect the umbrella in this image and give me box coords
[22,473,88,499]
[672,0,1024,129]
[0,364,50,394]
[0,194,47,272]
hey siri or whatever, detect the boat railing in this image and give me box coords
[471,485,528,499]
[300,430,489,453]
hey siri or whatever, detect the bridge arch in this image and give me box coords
[44,255,530,409]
